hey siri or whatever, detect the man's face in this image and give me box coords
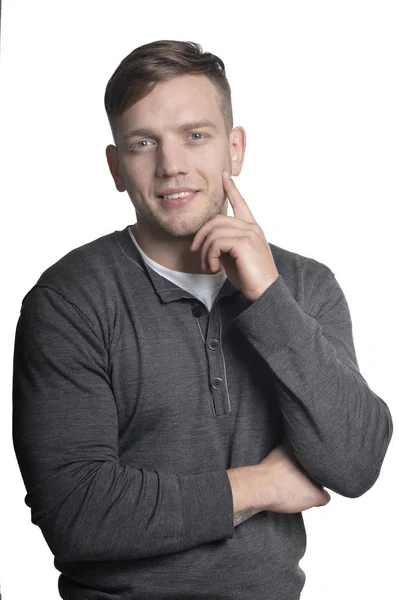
[108,75,244,241]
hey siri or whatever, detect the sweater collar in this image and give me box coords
[114,225,243,306]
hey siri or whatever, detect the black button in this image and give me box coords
[211,377,223,389]
[208,338,219,350]
[192,304,204,318]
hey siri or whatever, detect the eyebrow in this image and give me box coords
[122,120,219,141]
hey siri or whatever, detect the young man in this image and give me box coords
[13,40,393,599]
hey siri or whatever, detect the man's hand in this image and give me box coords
[190,172,279,302]
[257,444,331,514]
[227,444,331,527]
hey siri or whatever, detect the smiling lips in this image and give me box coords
[157,187,199,200]
[158,189,199,207]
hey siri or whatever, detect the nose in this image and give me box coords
[155,137,189,178]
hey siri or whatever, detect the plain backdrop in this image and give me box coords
[0,1,398,598]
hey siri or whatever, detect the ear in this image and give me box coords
[105,145,126,192]
[229,126,246,176]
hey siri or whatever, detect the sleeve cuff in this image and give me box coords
[178,469,234,549]
[232,275,319,356]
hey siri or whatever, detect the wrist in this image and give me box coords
[226,464,264,526]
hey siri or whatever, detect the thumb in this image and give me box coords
[317,490,331,506]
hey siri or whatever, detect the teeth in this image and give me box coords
[162,191,194,200]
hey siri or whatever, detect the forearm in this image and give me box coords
[226,465,263,526]
[18,458,234,562]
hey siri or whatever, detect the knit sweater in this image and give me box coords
[12,225,393,600]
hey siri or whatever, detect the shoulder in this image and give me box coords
[40,231,117,287]
[268,241,338,314]
[269,241,334,282]
[20,230,122,311]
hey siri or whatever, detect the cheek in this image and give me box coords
[207,163,227,190]
[205,147,230,178]
[122,159,150,189]
[196,151,226,180]
[195,141,226,167]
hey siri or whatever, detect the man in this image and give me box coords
[13,40,393,599]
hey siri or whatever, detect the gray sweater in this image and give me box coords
[12,225,393,600]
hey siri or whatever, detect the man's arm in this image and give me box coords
[232,268,394,498]
[12,286,235,563]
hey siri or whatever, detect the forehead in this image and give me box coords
[119,74,224,133]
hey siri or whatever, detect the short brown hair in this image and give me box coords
[104,40,233,139]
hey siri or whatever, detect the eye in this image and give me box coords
[188,133,206,141]
[131,140,155,150]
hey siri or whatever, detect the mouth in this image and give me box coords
[157,190,199,207]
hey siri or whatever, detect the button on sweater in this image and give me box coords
[12,225,393,600]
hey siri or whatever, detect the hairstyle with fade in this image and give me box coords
[104,40,233,141]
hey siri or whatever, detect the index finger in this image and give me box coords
[223,171,256,223]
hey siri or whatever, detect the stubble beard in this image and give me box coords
[133,186,227,241]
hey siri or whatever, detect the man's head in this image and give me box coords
[104,40,245,268]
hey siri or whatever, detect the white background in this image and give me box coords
[1,1,398,598]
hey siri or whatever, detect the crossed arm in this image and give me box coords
[12,270,393,562]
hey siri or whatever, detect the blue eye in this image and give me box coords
[189,133,205,140]
[129,140,156,151]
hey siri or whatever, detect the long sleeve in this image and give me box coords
[12,286,234,563]
[232,270,393,498]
